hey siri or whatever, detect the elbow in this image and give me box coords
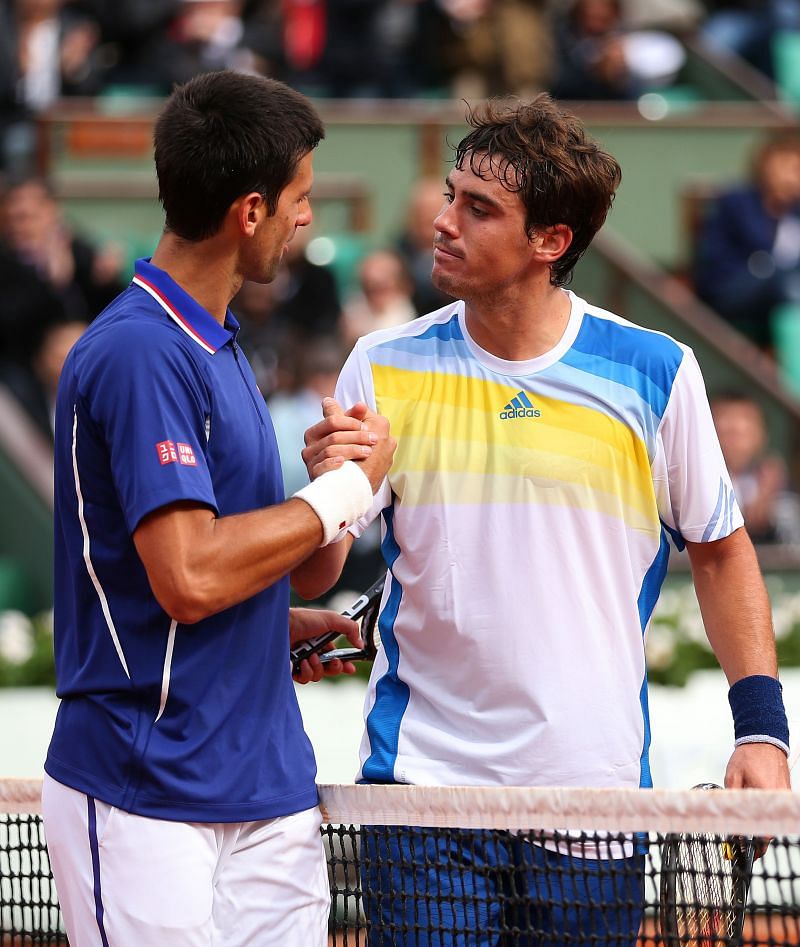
[162,598,210,626]
[291,538,351,600]
[291,570,337,602]
[291,577,330,602]
[150,567,221,625]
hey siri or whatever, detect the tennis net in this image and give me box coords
[2,779,800,945]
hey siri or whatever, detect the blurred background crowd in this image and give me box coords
[5,0,800,674]
[0,0,742,126]
[4,0,800,170]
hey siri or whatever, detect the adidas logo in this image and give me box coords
[499,390,541,420]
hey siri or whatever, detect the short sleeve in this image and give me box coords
[335,341,391,537]
[82,326,218,533]
[655,348,743,544]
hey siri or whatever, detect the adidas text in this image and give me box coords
[499,407,541,419]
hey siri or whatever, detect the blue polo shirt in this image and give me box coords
[44,258,319,822]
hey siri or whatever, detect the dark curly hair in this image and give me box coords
[454,94,621,286]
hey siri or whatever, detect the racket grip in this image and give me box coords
[290,631,340,673]
[319,647,370,664]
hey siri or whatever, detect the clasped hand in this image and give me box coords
[302,398,396,493]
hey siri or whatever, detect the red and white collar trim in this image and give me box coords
[132,275,219,355]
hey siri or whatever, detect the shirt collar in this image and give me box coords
[131,258,238,355]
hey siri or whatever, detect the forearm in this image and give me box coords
[687,528,790,786]
[135,499,324,623]
[686,528,777,683]
[202,499,328,605]
[291,534,353,600]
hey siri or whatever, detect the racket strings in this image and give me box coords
[359,589,382,659]
[666,833,749,943]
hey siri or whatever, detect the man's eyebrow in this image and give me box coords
[444,175,502,211]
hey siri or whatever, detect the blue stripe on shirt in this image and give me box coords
[362,503,411,783]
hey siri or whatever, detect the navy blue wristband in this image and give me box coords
[728,675,790,756]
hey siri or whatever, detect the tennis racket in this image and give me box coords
[659,783,755,947]
[290,573,385,675]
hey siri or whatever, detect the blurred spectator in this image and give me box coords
[160,0,272,85]
[551,0,686,100]
[623,0,702,32]
[266,225,342,345]
[711,390,800,545]
[231,277,284,394]
[0,241,65,368]
[552,0,637,99]
[698,1,800,81]
[341,248,417,345]
[86,0,279,93]
[432,0,553,99]
[0,0,104,172]
[233,226,341,395]
[86,0,178,92]
[693,134,800,351]
[0,315,87,441]
[283,0,426,97]
[0,176,125,324]
[268,336,344,496]
[395,177,454,316]
[0,175,118,437]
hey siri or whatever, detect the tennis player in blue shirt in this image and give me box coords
[41,70,395,947]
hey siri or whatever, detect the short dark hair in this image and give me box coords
[752,133,800,186]
[710,389,761,410]
[154,71,325,241]
[1,173,56,201]
[454,94,621,287]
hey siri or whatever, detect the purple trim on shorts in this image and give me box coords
[86,796,110,947]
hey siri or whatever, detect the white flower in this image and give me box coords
[0,610,35,665]
[678,609,710,647]
[655,588,680,618]
[773,593,800,641]
[35,609,54,637]
[646,624,676,670]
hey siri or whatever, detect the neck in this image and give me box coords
[464,281,572,361]
[150,232,242,324]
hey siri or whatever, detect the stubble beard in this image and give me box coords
[431,265,460,300]
[260,252,282,285]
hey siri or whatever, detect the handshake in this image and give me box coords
[301,396,395,494]
[288,396,395,684]
[290,397,397,548]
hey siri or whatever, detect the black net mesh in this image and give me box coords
[322,824,800,947]
[2,804,800,945]
[1,814,63,945]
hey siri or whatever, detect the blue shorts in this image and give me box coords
[360,826,645,947]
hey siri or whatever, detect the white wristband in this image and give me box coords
[293,460,374,546]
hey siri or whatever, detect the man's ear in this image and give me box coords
[530,223,573,264]
[234,192,266,237]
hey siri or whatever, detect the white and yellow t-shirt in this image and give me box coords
[337,291,741,791]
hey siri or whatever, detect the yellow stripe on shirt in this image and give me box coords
[373,363,658,530]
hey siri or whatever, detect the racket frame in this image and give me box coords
[659,783,755,947]
[290,573,386,674]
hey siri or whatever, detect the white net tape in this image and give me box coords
[4,779,800,836]
[318,784,800,835]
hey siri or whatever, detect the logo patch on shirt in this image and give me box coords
[177,442,197,466]
[499,390,541,420]
[156,440,178,464]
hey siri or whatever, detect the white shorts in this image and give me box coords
[41,773,330,947]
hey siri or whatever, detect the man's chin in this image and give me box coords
[431,269,458,298]
[259,258,281,283]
